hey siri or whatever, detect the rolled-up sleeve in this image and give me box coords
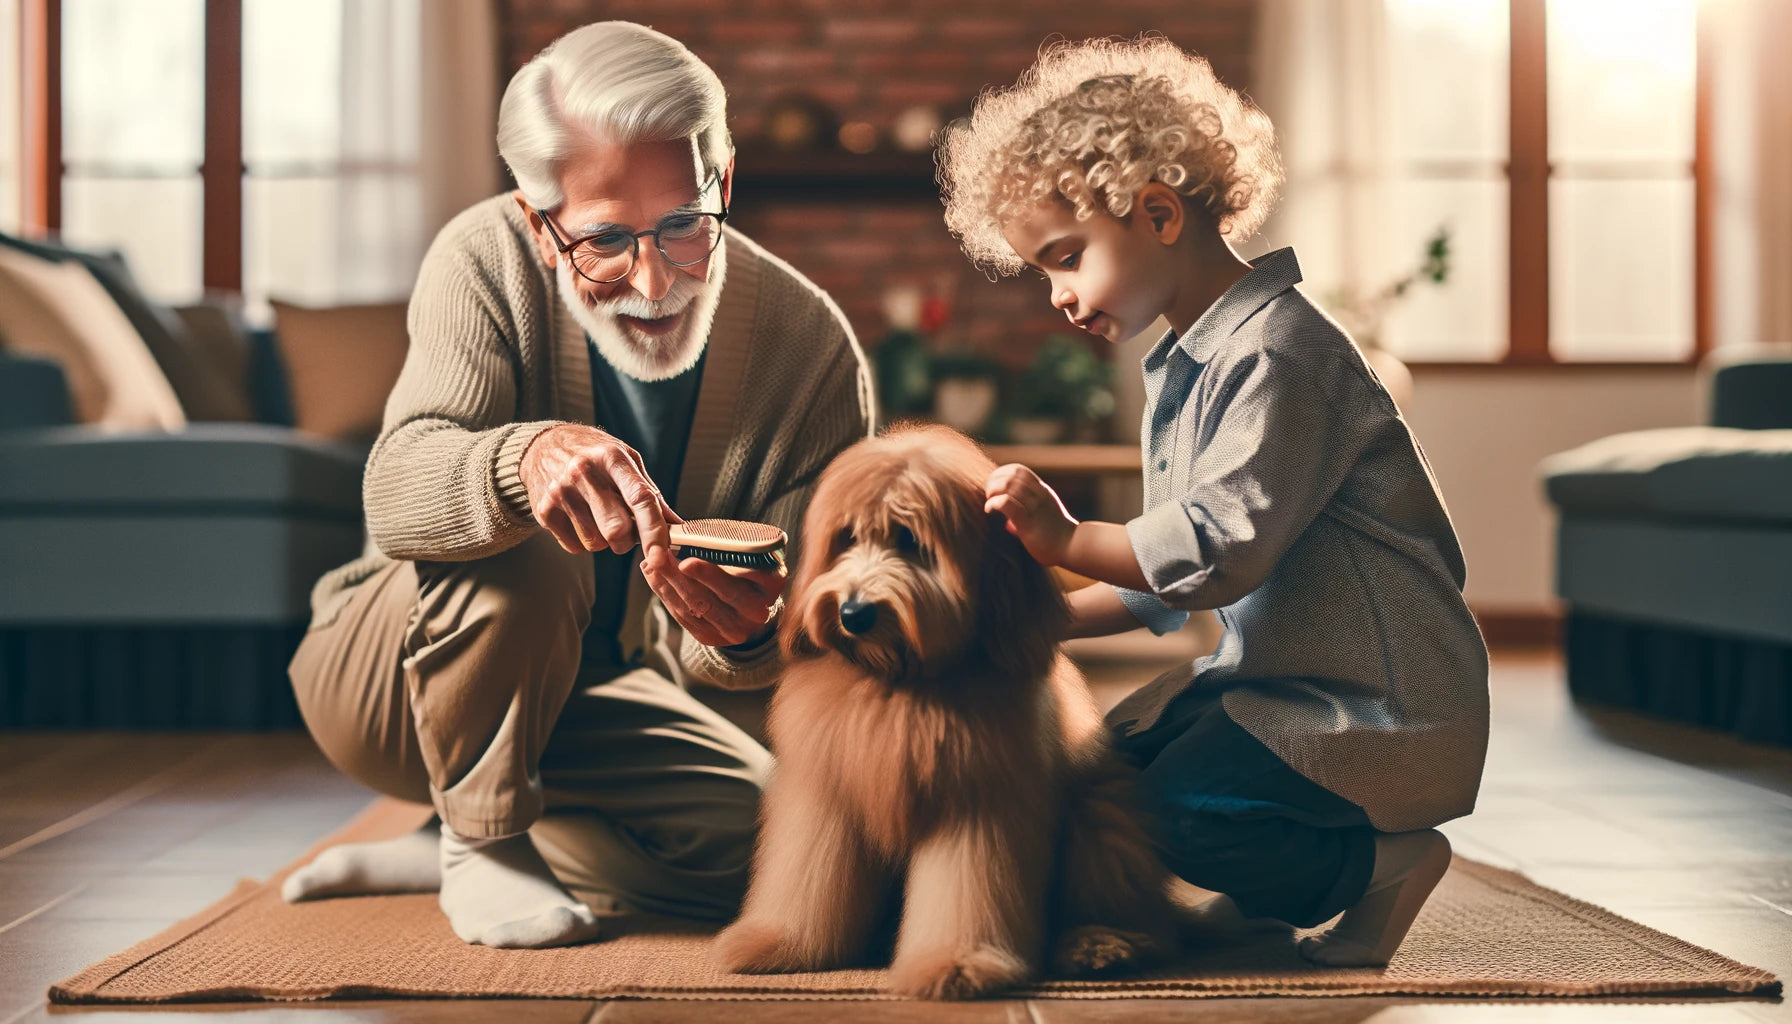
[1129,350,1378,611]
[1114,585,1191,635]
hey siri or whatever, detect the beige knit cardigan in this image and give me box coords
[309,194,875,690]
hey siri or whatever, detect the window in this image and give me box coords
[242,0,422,320]
[17,0,423,320]
[1376,0,1704,364]
[59,0,206,303]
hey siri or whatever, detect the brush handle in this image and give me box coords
[668,519,787,555]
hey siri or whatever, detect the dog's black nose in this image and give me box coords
[840,599,877,635]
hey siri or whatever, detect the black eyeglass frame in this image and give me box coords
[535,171,730,284]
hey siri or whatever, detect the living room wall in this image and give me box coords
[494,0,1259,366]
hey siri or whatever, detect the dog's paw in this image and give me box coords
[1050,925,1165,977]
[888,945,1031,1000]
[713,919,810,974]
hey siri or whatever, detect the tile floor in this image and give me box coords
[1,631,1787,1023]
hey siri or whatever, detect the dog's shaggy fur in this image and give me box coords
[713,424,1178,999]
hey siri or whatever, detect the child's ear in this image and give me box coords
[1138,183,1186,247]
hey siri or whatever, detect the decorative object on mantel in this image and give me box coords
[891,104,943,153]
[873,283,936,421]
[762,92,838,151]
[1324,226,1451,410]
[929,349,1004,437]
[1005,333,1117,444]
[838,121,879,155]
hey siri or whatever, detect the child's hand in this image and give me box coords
[984,463,1078,566]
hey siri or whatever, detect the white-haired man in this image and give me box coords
[281,22,873,949]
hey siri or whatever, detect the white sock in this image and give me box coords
[437,825,602,949]
[281,823,443,902]
[1298,829,1452,968]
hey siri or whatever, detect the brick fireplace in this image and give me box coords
[495,1,1259,385]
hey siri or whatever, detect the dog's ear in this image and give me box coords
[779,479,838,661]
[976,512,1069,678]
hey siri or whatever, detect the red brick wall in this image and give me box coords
[495,1,1259,380]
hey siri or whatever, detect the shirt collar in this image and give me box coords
[1144,247,1304,370]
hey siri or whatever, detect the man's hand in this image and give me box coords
[984,463,1078,566]
[520,424,680,558]
[641,547,788,649]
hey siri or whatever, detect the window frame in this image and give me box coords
[1409,0,1712,370]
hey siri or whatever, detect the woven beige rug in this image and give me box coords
[52,798,1780,1004]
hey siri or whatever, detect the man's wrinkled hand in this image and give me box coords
[640,546,788,648]
[519,424,680,558]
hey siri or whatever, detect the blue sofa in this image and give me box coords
[0,340,365,728]
[1541,352,1792,745]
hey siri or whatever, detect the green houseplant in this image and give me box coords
[1005,334,1116,444]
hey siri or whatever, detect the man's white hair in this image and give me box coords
[497,21,732,210]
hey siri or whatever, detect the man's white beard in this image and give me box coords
[556,239,727,382]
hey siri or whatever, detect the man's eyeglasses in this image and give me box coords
[536,175,729,285]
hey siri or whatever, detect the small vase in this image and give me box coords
[1007,417,1065,445]
[933,377,998,434]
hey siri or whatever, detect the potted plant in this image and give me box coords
[1005,334,1117,444]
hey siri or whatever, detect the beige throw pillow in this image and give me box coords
[270,299,410,442]
[0,245,186,430]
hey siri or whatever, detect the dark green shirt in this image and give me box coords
[581,341,706,668]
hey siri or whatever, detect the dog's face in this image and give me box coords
[782,424,1066,684]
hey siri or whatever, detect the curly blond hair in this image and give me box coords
[937,35,1283,276]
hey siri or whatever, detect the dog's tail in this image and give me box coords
[1049,752,1183,975]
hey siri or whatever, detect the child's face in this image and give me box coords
[1000,196,1178,343]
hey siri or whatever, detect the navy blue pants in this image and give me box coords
[1112,690,1377,928]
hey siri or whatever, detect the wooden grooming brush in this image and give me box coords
[667,519,787,572]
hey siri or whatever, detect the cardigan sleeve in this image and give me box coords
[363,215,560,562]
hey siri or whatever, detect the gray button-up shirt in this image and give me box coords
[1106,248,1490,832]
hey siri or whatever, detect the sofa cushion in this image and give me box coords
[1542,427,1792,523]
[270,299,409,444]
[0,232,254,422]
[0,246,187,430]
[0,423,364,516]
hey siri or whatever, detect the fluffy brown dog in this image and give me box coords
[712,424,1178,999]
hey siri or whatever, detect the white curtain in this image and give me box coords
[1245,0,1403,323]
[337,0,502,297]
[251,0,501,314]
[418,0,504,243]
[1712,0,1792,350]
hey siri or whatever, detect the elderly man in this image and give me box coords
[281,21,873,949]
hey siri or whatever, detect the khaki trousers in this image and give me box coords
[289,531,771,920]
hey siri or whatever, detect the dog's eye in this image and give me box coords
[835,527,855,551]
[894,525,920,554]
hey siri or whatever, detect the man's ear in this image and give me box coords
[512,191,559,268]
[1138,182,1186,247]
[720,151,736,210]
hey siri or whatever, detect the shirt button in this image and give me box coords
[1157,458,1168,472]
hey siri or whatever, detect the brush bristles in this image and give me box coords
[673,545,785,572]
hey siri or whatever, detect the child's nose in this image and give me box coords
[1051,287,1075,311]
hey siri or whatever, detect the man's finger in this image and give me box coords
[536,505,584,554]
[650,544,719,621]
[555,491,608,552]
[623,483,671,562]
[644,563,725,646]
[575,475,637,554]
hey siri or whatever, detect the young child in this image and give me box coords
[938,37,1491,967]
